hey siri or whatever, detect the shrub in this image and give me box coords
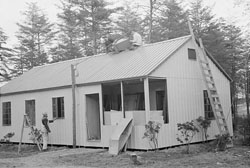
[0,132,15,143]
[215,133,230,151]
[143,121,162,151]
[177,120,199,154]
[195,116,211,142]
[29,128,42,144]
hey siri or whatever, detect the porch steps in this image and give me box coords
[150,113,164,124]
[109,118,133,155]
[188,21,230,137]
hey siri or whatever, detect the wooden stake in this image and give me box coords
[17,115,26,154]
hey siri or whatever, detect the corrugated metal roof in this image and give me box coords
[0,35,191,95]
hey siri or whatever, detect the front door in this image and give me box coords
[86,94,101,140]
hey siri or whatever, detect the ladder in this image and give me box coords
[18,114,42,154]
[188,21,229,136]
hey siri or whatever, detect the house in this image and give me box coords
[0,35,233,150]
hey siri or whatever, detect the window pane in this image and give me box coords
[60,98,64,118]
[52,97,64,119]
[203,90,214,120]
[188,48,196,60]
[2,102,11,126]
[25,100,36,126]
[52,98,57,118]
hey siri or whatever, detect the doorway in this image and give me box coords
[86,94,101,141]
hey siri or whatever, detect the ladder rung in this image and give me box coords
[216,115,225,120]
[215,108,223,112]
[213,102,221,106]
[206,80,215,85]
[205,73,213,78]
[209,87,217,91]
[200,60,209,65]
[202,66,211,71]
[221,130,229,135]
[219,122,228,127]
[211,94,219,98]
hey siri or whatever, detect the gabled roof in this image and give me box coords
[0,35,194,95]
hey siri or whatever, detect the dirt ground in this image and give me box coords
[0,142,250,168]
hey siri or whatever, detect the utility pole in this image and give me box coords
[71,64,77,148]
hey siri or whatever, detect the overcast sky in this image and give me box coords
[0,0,243,46]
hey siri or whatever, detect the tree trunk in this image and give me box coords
[91,2,97,55]
[245,54,250,117]
[148,0,153,43]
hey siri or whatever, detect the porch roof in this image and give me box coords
[1,35,191,95]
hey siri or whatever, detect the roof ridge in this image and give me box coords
[33,35,191,69]
[33,53,107,69]
[143,35,191,47]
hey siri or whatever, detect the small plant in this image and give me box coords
[143,121,162,151]
[0,132,15,143]
[215,133,230,151]
[177,120,199,154]
[195,116,211,142]
[29,128,42,143]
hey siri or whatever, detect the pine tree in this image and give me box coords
[189,0,214,39]
[51,0,83,62]
[189,0,228,71]
[114,2,144,36]
[15,2,56,70]
[52,0,115,60]
[0,28,13,81]
[189,0,246,117]
[151,0,189,42]
[222,23,246,117]
[73,0,114,55]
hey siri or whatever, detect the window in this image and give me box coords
[25,100,36,126]
[203,90,215,120]
[188,48,196,60]
[2,102,11,126]
[52,97,64,119]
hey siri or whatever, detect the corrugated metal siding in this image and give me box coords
[0,88,73,145]
[76,84,111,147]
[208,56,233,136]
[0,36,232,149]
[0,36,191,95]
[146,39,233,149]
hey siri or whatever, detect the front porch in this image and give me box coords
[102,77,168,126]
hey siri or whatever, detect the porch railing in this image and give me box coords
[104,110,163,126]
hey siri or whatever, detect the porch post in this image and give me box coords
[144,78,150,123]
[120,81,125,118]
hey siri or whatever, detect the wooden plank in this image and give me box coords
[18,115,26,154]
[109,118,133,155]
